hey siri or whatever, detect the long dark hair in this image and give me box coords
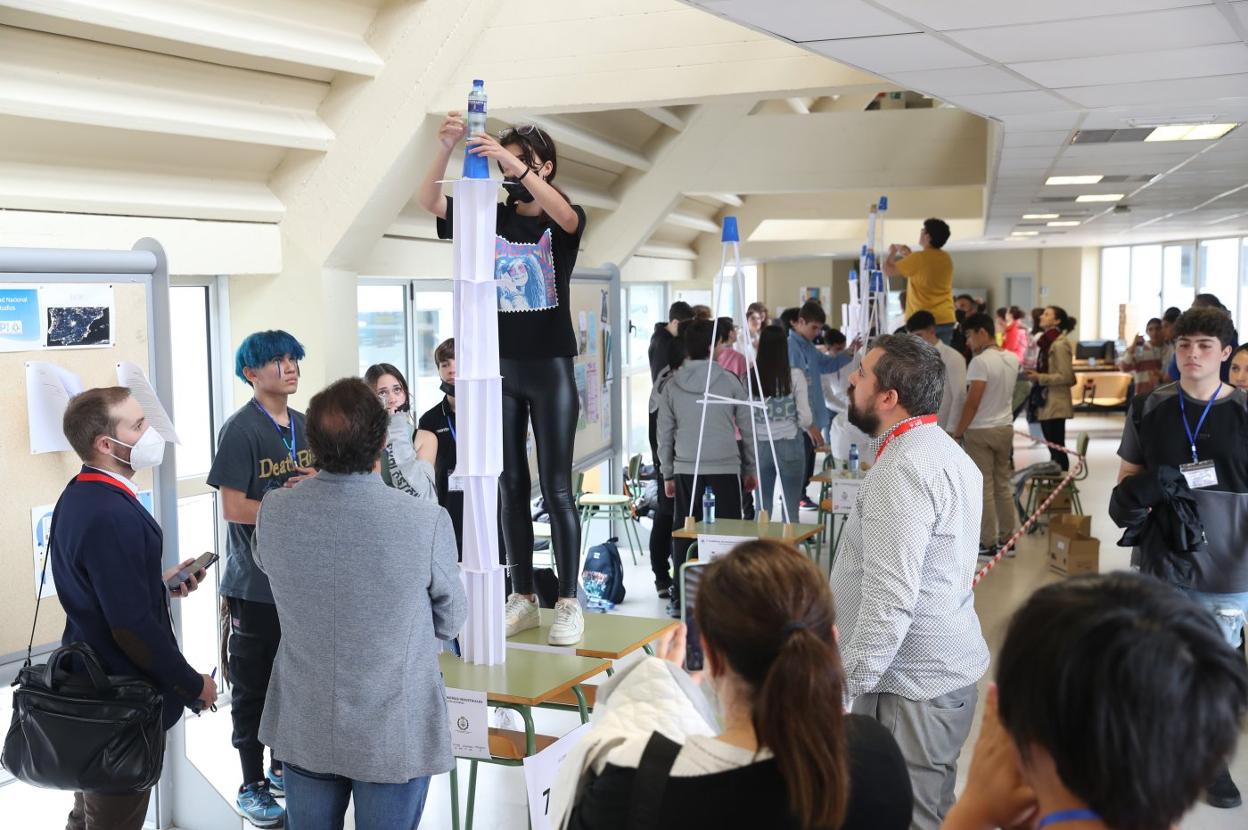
[1046,305,1078,334]
[497,125,572,220]
[696,540,849,830]
[750,325,793,398]
[364,362,411,413]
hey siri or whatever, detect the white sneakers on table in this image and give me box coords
[502,592,585,646]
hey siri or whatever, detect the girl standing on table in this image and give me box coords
[419,116,588,646]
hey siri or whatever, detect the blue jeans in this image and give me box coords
[285,764,430,830]
[935,323,955,345]
[759,435,805,524]
[1184,590,1248,649]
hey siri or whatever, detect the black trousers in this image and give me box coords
[227,596,281,785]
[671,473,744,591]
[648,410,674,586]
[1040,418,1069,470]
[801,430,818,497]
[500,356,580,598]
[67,789,151,830]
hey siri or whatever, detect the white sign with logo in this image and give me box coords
[445,687,490,760]
[830,476,863,514]
[695,533,753,562]
[523,722,591,830]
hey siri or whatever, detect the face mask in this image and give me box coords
[108,427,166,471]
[440,380,455,397]
[502,177,536,203]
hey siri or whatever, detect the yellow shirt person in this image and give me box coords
[884,219,956,327]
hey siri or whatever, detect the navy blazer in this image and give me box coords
[50,469,202,728]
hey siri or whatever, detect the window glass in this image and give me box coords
[357,284,408,379]
[411,288,454,417]
[626,371,652,461]
[1199,238,1240,318]
[169,286,213,477]
[177,493,219,677]
[627,284,665,368]
[1099,247,1131,340]
[1129,245,1162,330]
[1162,244,1194,314]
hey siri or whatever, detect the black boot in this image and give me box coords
[1207,768,1242,809]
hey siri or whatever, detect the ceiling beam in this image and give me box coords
[694,192,744,207]
[784,97,811,115]
[560,180,620,211]
[636,242,698,261]
[665,211,720,234]
[641,106,687,131]
[524,115,651,171]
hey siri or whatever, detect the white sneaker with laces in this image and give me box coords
[504,593,540,637]
[548,598,585,646]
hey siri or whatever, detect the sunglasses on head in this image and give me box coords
[498,124,549,152]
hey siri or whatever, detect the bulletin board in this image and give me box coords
[0,243,175,663]
[524,268,621,485]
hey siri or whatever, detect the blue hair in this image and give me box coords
[235,330,306,386]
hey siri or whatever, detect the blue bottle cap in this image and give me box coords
[472,79,484,87]
[878,196,888,210]
[721,216,740,243]
[849,269,858,281]
[861,244,869,256]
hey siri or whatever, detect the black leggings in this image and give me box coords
[1040,418,1068,470]
[501,356,580,598]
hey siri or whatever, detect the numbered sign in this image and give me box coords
[523,723,591,830]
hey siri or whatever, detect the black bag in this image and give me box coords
[581,537,627,606]
[2,517,166,794]
[533,567,560,609]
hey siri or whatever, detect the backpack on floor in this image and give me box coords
[581,537,626,606]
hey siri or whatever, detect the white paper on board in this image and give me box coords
[696,534,754,562]
[40,283,114,349]
[117,361,180,444]
[31,504,56,599]
[445,687,491,759]
[26,361,83,453]
[524,723,591,830]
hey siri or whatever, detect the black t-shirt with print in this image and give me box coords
[437,197,587,359]
[207,401,311,604]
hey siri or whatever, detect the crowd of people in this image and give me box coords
[41,204,1248,830]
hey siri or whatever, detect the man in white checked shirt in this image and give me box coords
[830,334,989,830]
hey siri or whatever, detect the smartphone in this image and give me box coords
[680,560,708,672]
[165,551,219,591]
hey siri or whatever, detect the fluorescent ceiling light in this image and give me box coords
[1047,220,1081,226]
[1046,175,1103,186]
[1011,231,1039,236]
[1076,194,1124,203]
[1022,213,1059,219]
[1144,123,1237,142]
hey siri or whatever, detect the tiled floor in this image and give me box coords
[2,412,1244,828]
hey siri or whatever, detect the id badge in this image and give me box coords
[1180,460,1218,489]
[448,470,465,492]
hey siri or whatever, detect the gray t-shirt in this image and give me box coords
[207,401,310,603]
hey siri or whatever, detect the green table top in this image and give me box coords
[672,518,823,543]
[507,610,679,660]
[438,649,609,706]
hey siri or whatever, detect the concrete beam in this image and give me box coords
[641,106,687,131]
[525,115,651,171]
[665,211,720,234]
[694,192,744,207]
[636,242,698,261]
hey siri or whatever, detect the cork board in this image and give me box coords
[0,281,154,657]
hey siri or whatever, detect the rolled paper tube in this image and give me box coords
[757,510,769,525]
[684,516,697,531]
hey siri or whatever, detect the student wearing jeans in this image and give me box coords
[658,319,757,614]
[952,313,1021,556]
[751,325,815,524]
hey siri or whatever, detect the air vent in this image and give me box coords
[1071,128,1153,144]
[1100,174,1154,183]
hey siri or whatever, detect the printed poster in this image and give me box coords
[586,362,600,423]
[0,286,41,352]
[587,315,598,356]
[42,284,114,349]
[574,364,588,431]
[599,289,609,323]
[445,687,490,760]
[31,505,56,599]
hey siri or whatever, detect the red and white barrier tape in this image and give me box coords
[970,431,1085,589]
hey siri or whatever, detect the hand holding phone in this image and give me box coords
[680,560,707,673]
[165,551,218,595]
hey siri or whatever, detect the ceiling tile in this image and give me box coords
[1058,73,1248,108]
[996,111,1083,131]
[945,6,1232,63]
[1076,98,1248,129]
[1001,144,1064,158]
[877,0,1211,30]
[804,33,984,72]
[698,0,917,42]
[947,90,1074,116]
[1010,43,1248,89]
[888,64,1036,95]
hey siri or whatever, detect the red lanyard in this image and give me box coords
[77,472,138,501]
[875,415,938,462]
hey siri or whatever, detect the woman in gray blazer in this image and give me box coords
[255,378,467,830]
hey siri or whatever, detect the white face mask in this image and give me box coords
[108,427,166,471]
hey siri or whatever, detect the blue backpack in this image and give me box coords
[581,537,627,606]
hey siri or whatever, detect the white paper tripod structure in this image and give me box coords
[452,176,507,665]
[844,196,890,343]
[689,218,793,525]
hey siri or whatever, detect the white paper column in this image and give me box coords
[452,177,506,665]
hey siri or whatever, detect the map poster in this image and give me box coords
[42,283,114,349]
[0,286,41,352]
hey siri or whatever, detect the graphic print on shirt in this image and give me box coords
[495,229,557,312]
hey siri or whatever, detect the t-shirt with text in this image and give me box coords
[966,348,1021,430]
[207,401,311,604]
[437,198,587,359]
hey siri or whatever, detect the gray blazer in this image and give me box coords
[254,470,467,783]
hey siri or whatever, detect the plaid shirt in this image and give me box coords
[830,418,990,701]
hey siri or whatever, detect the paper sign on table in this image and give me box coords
[695,534,754,562]
[117,361,180,444]
[523,723,591,830]
[831,476,863,514]
[445,687,490,760]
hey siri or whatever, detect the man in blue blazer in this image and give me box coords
[51,387,217,830]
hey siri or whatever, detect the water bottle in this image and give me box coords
[703,485,716,524]
[463,79,489,179]
[848,443,860,476]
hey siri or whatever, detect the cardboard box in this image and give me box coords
[1048,528,1099,576]
[1048,514,1092,553]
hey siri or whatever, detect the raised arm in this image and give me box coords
[417,112,466,220]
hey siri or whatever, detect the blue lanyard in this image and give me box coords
[443,401,457,444]
[1177,384,1221,464]
[1037,809,1100,828]
[251,399,297,465]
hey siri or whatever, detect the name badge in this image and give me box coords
[1180,460,1218,490]
[448,470,464,492]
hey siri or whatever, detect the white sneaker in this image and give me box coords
[549,598,585,646]
[504,593,540,637]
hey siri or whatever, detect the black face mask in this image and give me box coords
[440,380,455,397]
[502,177,536,203]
